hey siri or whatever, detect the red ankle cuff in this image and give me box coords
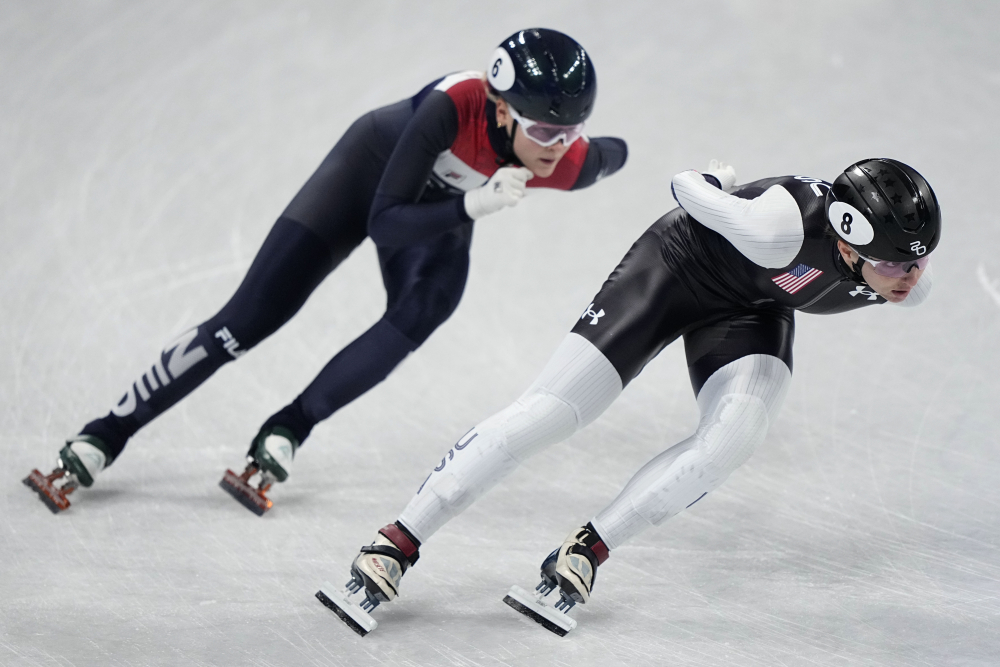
[591,539,609,565]
[379,523,418,560]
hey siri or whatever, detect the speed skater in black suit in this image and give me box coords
[23,29,627,515]
[321,157,941,636]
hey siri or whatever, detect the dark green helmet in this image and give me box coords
[486,28,596,125]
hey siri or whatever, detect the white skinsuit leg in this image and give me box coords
[398,333,623,543]
[590,354,791,549]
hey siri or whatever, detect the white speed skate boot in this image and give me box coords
[316,522,421,637]
[504,522,610,636]
[24,435,111,513]
[220,426,299,516]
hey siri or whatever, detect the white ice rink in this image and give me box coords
[3,2,999,665]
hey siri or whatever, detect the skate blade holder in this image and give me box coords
[316,582,378,637]
[219,468,273,516]
[23,469,74,514]
[503,584,577,636]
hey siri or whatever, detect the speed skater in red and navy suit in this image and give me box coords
[23,29,626,515]
[336,158,940,631]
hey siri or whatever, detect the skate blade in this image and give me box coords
[316,582,377,637]
[219,469,272,516]
[23,470,71,514]
[503,584,576,637]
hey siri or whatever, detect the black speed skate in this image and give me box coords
[316,522,420,637]
[503,523,609,636]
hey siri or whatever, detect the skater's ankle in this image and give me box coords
[251,426,299,483]
[580,522,610,565]
[553,523,610,605]
[61,435,113,487]
[79,420,129,463]
[259,402,314,446]
[352,522,421,605]
[377,521,421,566]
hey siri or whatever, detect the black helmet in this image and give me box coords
[486,28,596,125]
[826,158,941,261]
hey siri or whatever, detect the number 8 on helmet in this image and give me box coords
[826,158,942,269]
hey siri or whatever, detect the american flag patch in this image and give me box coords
[771,264,823,294]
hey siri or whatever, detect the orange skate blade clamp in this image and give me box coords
[219,465,273,516]
[23,469,75,514]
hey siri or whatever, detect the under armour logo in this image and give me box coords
[581,303,605,325]
[849,286,879,301]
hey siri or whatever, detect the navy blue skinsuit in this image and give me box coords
[81,72,627,461]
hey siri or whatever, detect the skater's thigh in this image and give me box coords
[281,107,396,264]
[522,333,623,428]
[570,228,712,387]
[378,229,472,345]
[683,307,794,399]
[207,218,337,349]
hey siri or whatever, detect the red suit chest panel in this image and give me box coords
[431,72,586,193]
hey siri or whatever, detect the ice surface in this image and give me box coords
[2,1,999,665]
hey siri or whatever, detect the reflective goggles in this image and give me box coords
[856,252,930,277]
[507,106,586,147]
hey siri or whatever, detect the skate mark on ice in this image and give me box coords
[976,264,1000,309]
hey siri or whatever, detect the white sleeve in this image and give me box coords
[671,170,804,269]
[892,262,933,307]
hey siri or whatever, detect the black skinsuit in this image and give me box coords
[573,175,898,394]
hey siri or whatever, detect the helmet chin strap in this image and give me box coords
[500,120,521,166]
[486,98,522,167]
[845,253,869,286]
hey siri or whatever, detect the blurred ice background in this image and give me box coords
[2,2,998,665]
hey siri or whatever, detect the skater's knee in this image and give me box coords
[623,398,769,530]
[499,389,580,462]
[207,218,337,350]
[385,281,462,346]
[697,354,791,423]
[696,393,770,475]
[525,333,622,428]
[490,335,623,462]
